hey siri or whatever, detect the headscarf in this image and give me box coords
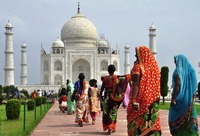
[169,54,197,121]
[67,80,74,93]
[130,46,160,117]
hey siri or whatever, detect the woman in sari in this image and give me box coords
[71,73,89,127]
[88,79,101,125]
[100,64,130,135]
[169,54,198,136]
[127,46,161,136]
[66,79,76,115]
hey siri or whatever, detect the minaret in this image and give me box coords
[149,23,157,59]
[4,20,15,86]
[20,42,28,85]
[124,43,130,74]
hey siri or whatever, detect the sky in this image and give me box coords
[0,0,200,87]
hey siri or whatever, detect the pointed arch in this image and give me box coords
[54,74,62,85]
[43,75,49,85]
[100,60,108,71]
[54,60,62,71]
[72,59,90,83]
[43,61,49,71]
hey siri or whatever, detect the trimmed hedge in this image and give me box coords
[6,99,21,120]
[42,97,47,104]
[35,97,42,106]
[27,99,35,111]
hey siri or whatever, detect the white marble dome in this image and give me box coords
[61,12,97,46]
[5,20,13,28]
[21,42,27,48]
[52,38,64,48]
[98,38,108,47]
[149,24,156,30]
[124,43,129,49]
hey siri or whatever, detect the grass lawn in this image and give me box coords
[159,101,200,115]
[0,101,53,136]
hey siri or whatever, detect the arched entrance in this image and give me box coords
[72,59,90,83]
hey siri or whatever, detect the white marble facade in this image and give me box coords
[40,7,120,85]
[6,5,156,94]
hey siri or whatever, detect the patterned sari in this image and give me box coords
[169,54,198,136]
[73,80,89,124]
[88,86,101,122]
[127,46,161,136]
[101,74,130,132]
[67,80,76,114]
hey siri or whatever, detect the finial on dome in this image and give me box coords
[78,2,80,13]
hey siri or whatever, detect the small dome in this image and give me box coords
[124,43,129,49]
[52,38,64,48]
[5,20,13,28]
[21,42,27,48]
[98,38,108,47]
[149,23,156,30]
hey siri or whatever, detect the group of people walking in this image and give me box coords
[58,46,199,136]
[58,79,76,114]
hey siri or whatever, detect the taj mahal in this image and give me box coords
[3,4,157,93]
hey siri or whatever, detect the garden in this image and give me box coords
[0,85,54,136]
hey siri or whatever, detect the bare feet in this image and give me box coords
[79,122,83,127]
[107,129,111,135]
[92,119,95,125]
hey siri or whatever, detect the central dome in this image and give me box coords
[61,11,97,46]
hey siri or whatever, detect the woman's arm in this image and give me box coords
[132,73,140,111]
[171,74,180,106]
[132,74,140,99]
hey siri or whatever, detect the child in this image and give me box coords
[88,79,100,125]
[58,88,67,113]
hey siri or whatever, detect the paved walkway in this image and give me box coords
[30,101,200,136]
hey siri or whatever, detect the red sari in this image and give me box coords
[127,46,161,136]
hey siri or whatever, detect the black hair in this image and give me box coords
[78,73,85,80]
[108,64,116,73]
[61,88,67,95]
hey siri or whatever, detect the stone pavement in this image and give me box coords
[30,101,200,136]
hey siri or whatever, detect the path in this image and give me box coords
[30,101,200,136]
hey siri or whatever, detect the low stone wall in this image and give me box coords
[16,85,61,94]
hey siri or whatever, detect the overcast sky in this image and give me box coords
[0,0,200,86]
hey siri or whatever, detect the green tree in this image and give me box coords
[3,85,18,99]
[160,66,169,104]
[0,85,3,104]
[20,89,29,98]
[0,85,3,95]
[198,82,200,100]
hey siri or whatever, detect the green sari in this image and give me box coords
[67,81,76,114]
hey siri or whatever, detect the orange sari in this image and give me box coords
[127,46,161,136]
[74,80,89,124]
